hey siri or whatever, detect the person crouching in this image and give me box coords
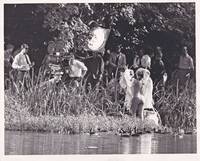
[68,55,87,87]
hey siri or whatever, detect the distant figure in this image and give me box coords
[68,54,87,85]
[107,50,116,79]
[12,44,34,88]
[102,49,112,85]
[175,46,194,89]
[151,46,167,87]
[40,53,87,87]
[132,47,152,71]
[4,44,15,89]
[119,68,134,110]
[140,54,151,69]
[41,52,63,84]
[84,51,104,88]
[4,44,14,74]
[132,48,144,71]
[109,46,126,79]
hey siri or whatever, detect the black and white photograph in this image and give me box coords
[3,2,197,155]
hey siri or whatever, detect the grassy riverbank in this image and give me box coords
[4,78,196,134]
[5,87,158,134]
[5,108,158,134]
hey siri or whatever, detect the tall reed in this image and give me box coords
[153,79,196,131]
[5,69,196,132]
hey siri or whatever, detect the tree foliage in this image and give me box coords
[4,3,195,69]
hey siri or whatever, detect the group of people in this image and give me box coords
[103,46,168,90]
[120,67,153,121]
[119,45,194,120]
[4,42,194,120]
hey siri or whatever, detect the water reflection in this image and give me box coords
[122,137,130,154]
[138,134,152,154]
[5,131,196,155]
[121,134,155,154]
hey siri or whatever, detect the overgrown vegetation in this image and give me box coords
[153,81,196,131]
[4,72,196,134]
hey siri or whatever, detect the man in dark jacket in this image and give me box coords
[151,46,167,87]
[84,51,104,88]
[4,44,14,89]
[109,46,126,79]
[132,48,144,71]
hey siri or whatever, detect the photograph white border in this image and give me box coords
[0,0,199,161]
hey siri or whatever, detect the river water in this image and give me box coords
[5,130,196,155]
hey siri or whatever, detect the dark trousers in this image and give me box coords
[16,70,31,90]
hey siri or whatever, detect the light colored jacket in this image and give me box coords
[69,59,87,78]
[12,49,31,71]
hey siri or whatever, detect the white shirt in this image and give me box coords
[12,49,31,71]
[69,59,87,78]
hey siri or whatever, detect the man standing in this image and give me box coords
[4,44,14,66]
[132,48,144,71]
[102,49,111,85]
[109,46,126,105]
[4,44,15,89]
[151,46,167,87]
[84,51,104,88]
[176,46,194,89]
[109,46,126,79]
[12,44,34,88]
[132,48,152,72]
